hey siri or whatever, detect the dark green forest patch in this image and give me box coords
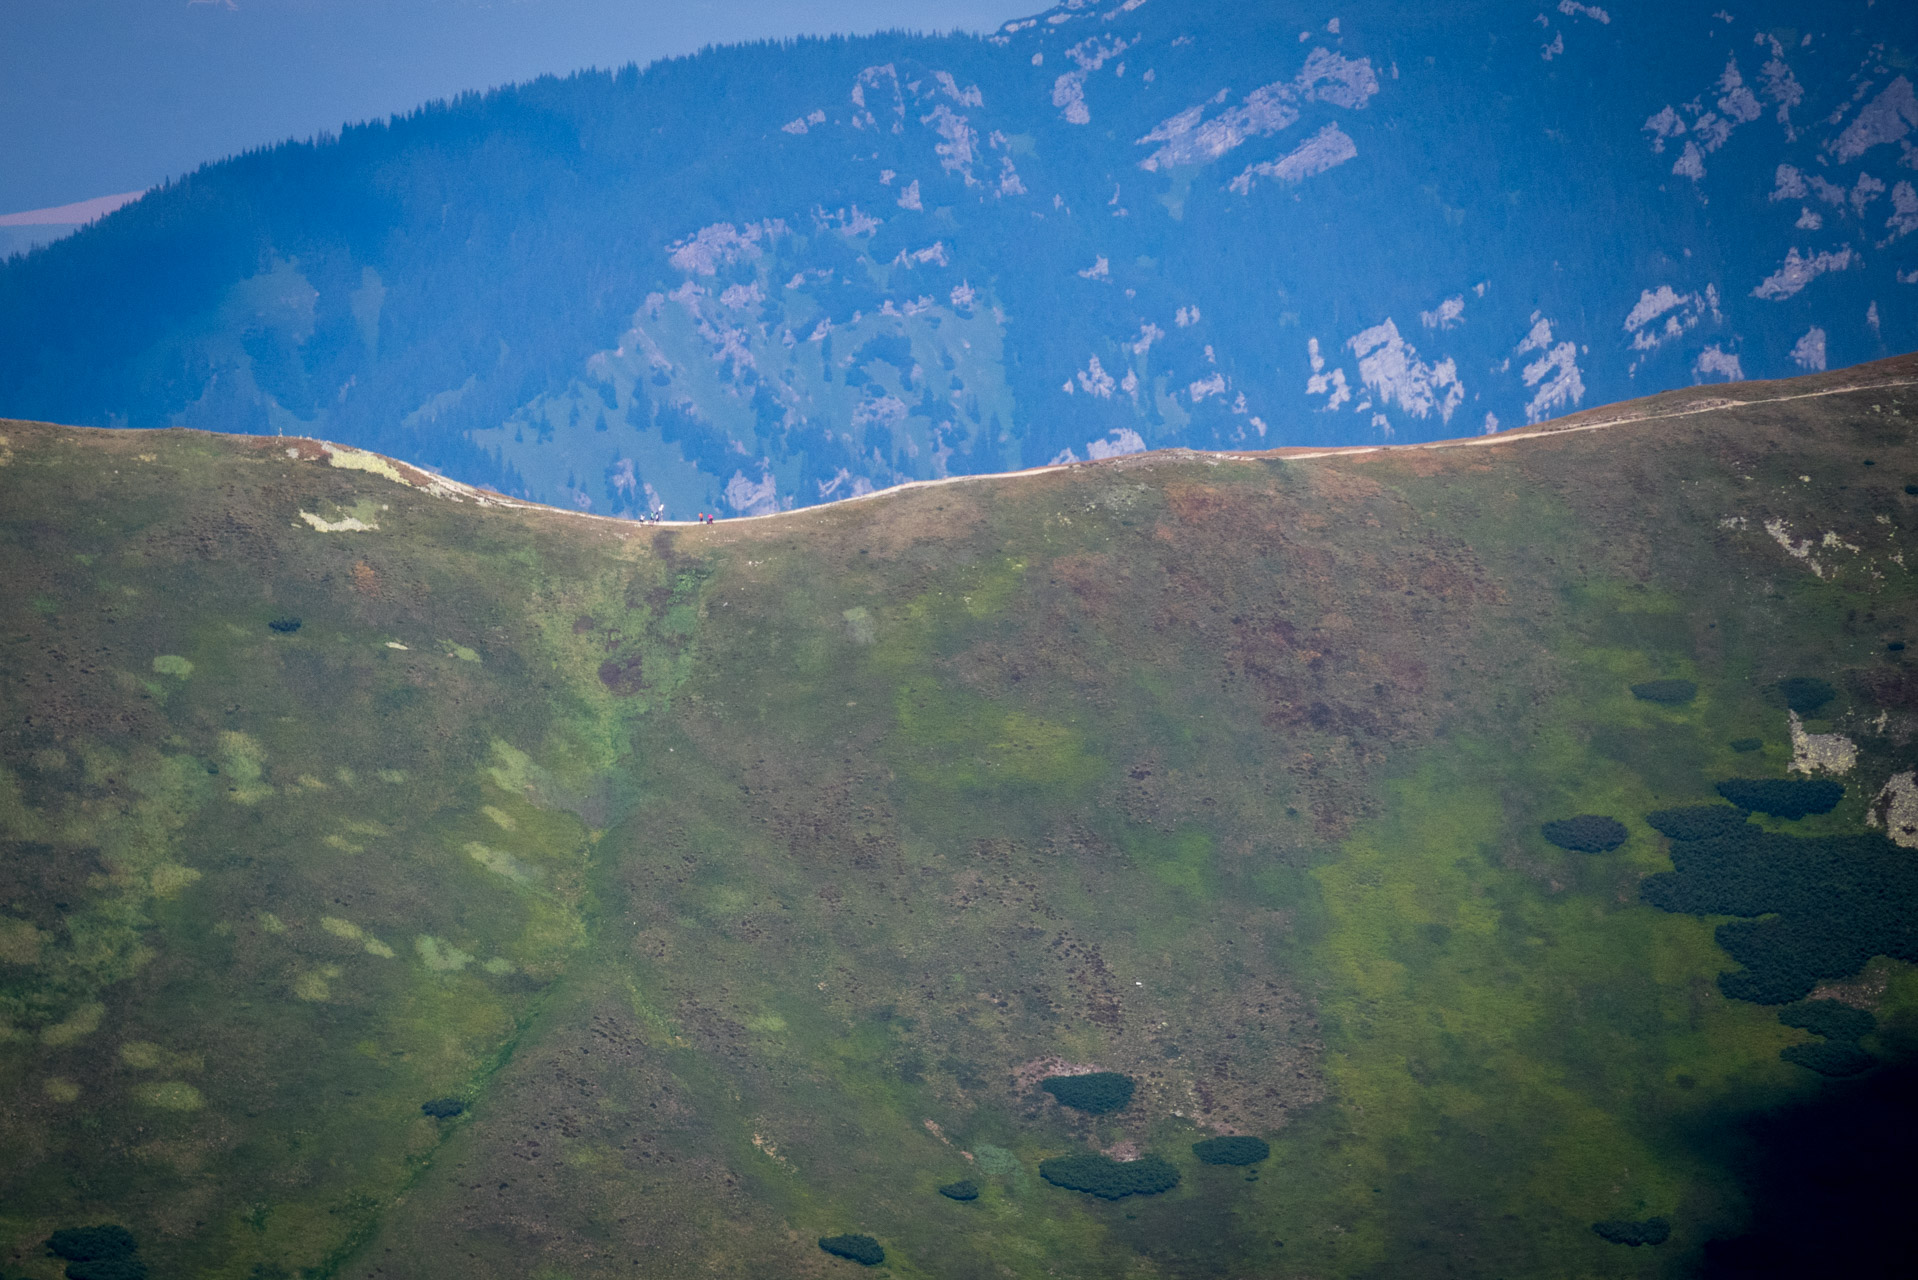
[818,1234,885,1265]
[1040,1072,1134,1115]
[1631,679,1697,704]
[1714,778,1844,819]
[1540,815,1628,853]
[1192,1135,1270,1166]
[1641,808,1917,1004]
[1776,677,1837,714]
[1038,1153,1181,1200]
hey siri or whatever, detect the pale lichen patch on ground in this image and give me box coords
[465,841,537,884]
[416,935,475,971]
[120,1040,204,1072]
[321,915,397,957]
[149,862,202,897]
[132,1081,205,1110]
[1764,517,1824,576]
[300,506,379,533]
[294,966,341,1001]
[40,1001,105,1046]
[0,916,44,964]
[1788,711,1857,774]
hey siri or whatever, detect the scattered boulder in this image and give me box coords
[1631,679,1697,705]
[818,1234,885,1265]
[1540,815,1628,853]
[1192,1135,1270,1166]
[1040,1071,1134,1115]
[1039,1152,1180,1200]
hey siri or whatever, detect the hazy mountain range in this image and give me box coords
[5,357,1917,1277]
[2,0,1914,519]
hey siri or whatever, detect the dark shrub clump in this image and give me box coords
[267,617,302,633]
[1540,815,1628,853]
[420,1097,465,1118]
[938,1179,980,1201]
[1777,677,1836,714]
[1780,1000,1876,1043]
[1780,1040,1874,1077]
[1730,737,1763,752]
[1777,1000,1877,1076]
[1593,1218,1671,1247]
[1631,679,1697,704]
[46,1229,137,1263]
[1646,806,1750,842]
[1715,778,1844,819]
[46,1227,144,1280]
[1039,1153,1180,1199]
[1040,1071,1134,1115]
[64,1263,148,1280]
[1640,813,1918,1005]
[818,1234,884,1265]
[1193,1135,1270,1166]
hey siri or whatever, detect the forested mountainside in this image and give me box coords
[2,0,1915,518]
[6,359,1918,1278]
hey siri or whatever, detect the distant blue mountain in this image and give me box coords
[2,0,1913,517]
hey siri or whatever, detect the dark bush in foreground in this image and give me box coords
[1647,806,1750,842]
[420,1097,465,1118]
[46,1228,137,1263]
[63,1262,148,1280]
[938,1179,980,1201]
[1730,737,1763,753]
[267,617,302,633]
[1541,815,1628,853]
[818,1234,884,1265]
[1040,1072,1134,1115]
[1639,812,1918,1005]
[1039,1153,1180,1199]
[46,1227,144,1280]
[1780,1041,1874,1077]
[1193,1135,1270,1166]
[1715,778,1844,819]
[1632,679,1697,704]
[1593,1218,1671,1246]
[1777,677,1836,714]
[1780,1000,1876,1044]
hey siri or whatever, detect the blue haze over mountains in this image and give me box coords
[1,0,1914,518]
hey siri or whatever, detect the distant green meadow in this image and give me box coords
[3,361,1918,1277]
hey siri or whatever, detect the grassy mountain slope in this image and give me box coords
[5,357,1918,1277]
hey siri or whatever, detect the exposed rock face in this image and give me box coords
[1,2,1914,518]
